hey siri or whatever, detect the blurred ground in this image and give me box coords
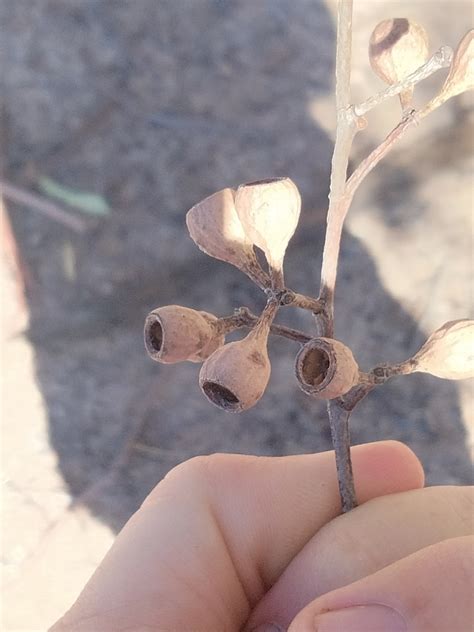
[1,0,473,629]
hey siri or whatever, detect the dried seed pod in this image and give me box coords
[234,178,301,288]
[295,337,360,400]
[409,319,474,380]
[436,30,474,103]
[369,18,429,109]
[186,188,269,289]
[199,302,276,412]
[144,305,224,364]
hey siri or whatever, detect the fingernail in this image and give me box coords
[251,624,284,632]
[314,605,407,631]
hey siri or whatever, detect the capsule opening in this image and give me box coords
[243,177,286,186]
[301,347,330,386]
[202,381,240,411]
[145,318,163,354]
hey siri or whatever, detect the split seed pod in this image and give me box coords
[144,305,224,364]
[295,337,360,400]
[235,178,301,288]
[436,30,474,104]
[369,18,429,109]
[186,188,269,289]
[408,319,474,380]
[199,303,276,412]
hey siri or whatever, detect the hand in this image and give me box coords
[51,441,472,631]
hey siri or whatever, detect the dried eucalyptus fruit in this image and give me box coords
[369,18,429,109]
[409,319,474,380]
[144,306,224,364]
[235,177,301,289]
[199,303,276,412]
[295,337,360,399]
[186,188,269,289]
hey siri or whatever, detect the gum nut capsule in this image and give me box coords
[144,305,224,364]
[295,337,360,400]
[186,188,269,288]
[199,319,272,413]
[234,177,301,273]
[369,18,429,85]
[411,319,474,380]
[439,29,474,101]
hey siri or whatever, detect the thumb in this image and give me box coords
[288,536,473,632]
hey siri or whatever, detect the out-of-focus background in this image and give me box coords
[1,0,472,628]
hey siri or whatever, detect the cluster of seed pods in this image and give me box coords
[144,177,473,413]
[145,20,474,413]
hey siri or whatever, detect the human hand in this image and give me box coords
[51,441,472,631]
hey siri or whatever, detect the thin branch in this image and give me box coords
[369,361,416,382]
[335,0,353,114]
[345,96,439,203]
[319,0,358,325]
[316,0,360,515]
[276,289,324,314]
[1,180,87,233]
[354,46,453,117]
[345,113,416,200]
[327,400,357,512]
[217,307,311,344]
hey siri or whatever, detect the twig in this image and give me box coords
[345,113,416,200]
[354,46,453,116]
[276,288,324,313]
[1,180,87,233]
[317,0,362,514]
[327,400,357,512]
[319,0,358,325]
[346,97,440,204]
[217,307,312,344]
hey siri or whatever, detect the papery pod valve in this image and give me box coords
[295,337,360,400]
[436,29,474,103]
[199,306,275,412]
[186,188,269,289]
[235,177,301,287]
[409,319,474,380]
[144,305,224,364]
[369,18,429,109]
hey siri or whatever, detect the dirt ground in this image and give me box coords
[1,0,473,629]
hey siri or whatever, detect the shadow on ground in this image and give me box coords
[3,0,471,532]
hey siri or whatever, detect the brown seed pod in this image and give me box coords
[234,177,301,288]
[186,188,269,289]
[409,319,474,380]
[199,302,276,412]
[369,18,429,109]
[295,337,360,400]
[144,305,224,364]
[436,29,474,103]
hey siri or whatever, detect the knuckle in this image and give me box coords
[142,452,232,506]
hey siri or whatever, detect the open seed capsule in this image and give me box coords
[199,303,276,412]
[235,177,301,288]
[144,305,224,364]
[186,188,269,289]
[295,337,360,400]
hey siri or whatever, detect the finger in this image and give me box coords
[247,486,473,630]
[288,536,474,632]
[52,441,423,632]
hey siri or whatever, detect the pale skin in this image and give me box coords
[51,441,473,632]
